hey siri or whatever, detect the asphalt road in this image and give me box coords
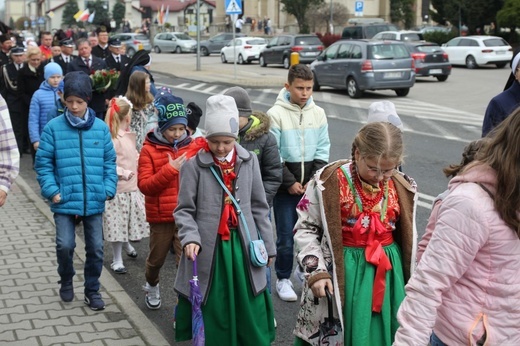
[19,59,511,345]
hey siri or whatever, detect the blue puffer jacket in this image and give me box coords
[35,107,117,216]
[28,80,64,144]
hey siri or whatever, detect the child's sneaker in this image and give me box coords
[58,280,74,302]
[143,282,161,309]
[84,292,105,311]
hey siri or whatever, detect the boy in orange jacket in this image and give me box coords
[137,89,205,310]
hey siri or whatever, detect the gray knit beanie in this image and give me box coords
[205,95,239,139]
[223,86,252,117]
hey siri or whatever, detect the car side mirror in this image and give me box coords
[441,43,447,47]
[266,45,271,48]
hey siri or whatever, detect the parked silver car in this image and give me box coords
[110,33,151,57]
[153,32,197,54]
[311,40,415,98]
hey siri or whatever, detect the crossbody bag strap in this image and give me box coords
[209,166,263,242]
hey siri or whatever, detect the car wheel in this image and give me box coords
[313,73,320,91]
[496,62,507,68]
[127,48,136,58]
[221,53,227,63]
[238,54,244,64]
[201,47,209,56]
[259,55,267,67]
[175,46,182,54]
[347,77,363,98]
[283,56,290,69]
[395,88,410,97]
[465,55,477,69]
[154,46,161,54]
[436,75,448,82]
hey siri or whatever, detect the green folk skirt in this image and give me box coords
[295,242,405,346]
[175,229,276,346]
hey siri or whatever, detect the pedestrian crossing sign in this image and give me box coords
[225,0,242,14]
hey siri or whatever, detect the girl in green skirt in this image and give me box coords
[292,121,418,346]
[173,95,276,345]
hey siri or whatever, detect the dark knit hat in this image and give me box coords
[223,86,252,117]
[63,71,92,102]
[154,90,187,132]
[186,102,203,131]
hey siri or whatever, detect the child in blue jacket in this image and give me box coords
[28,62,63,151]
[35,71,117,311]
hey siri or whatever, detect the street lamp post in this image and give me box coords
[329,0,333,33]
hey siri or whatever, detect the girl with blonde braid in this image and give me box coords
[104,96,149,274]
[293,122,417,346]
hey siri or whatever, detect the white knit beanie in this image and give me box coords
[205,95,239,139]
[367,101,404,132]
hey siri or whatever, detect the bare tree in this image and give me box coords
[305,2,349,33]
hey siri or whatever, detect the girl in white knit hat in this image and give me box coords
[173,94,276,345]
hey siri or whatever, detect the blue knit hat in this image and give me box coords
[44,62,63,80]
[63,71,92,102]
[154,89,187,132]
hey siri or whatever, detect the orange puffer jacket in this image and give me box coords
[138,133,206,223]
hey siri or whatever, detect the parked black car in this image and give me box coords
[404,41,451,81]
[341,18,398,39]
[198,33,245,56]
[259,34,323,69]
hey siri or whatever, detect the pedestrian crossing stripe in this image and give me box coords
[225,0,242,14]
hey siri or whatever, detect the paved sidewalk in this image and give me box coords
[0,176,169,345]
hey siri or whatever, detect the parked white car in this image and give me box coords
[220,37,267,64]
[441,35,513,69]
[372,30,424,42]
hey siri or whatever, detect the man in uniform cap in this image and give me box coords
[52,38,77,75]
[0,34,13,66]
[105,37,129,72]
[91,25,110,59]
[0,46,26,155]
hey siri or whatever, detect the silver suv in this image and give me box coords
[310,39,415,98]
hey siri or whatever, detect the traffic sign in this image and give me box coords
[355,1,364,17]
[225,0,242,15]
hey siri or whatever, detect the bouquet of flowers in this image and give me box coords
[90,69,120,93]
[90,69,111,93]
[108,69,120,91]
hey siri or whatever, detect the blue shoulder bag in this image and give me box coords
[210,166,268,267]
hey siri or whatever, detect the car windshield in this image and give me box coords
[135,35,149,41]
[369,44,410,59]
[246,39,266,45]
[176,34,192,40]
[295,36,322,45]
[483,38,509,47]
[415,44,442,53]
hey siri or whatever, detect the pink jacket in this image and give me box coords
[395,163,520,346]
[113,129,138,194]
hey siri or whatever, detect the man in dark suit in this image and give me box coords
[91,25,110,60]
[52,38,77,75]
[68,38,108,119]
[104,38,129,100]
[0,34,13,66]
[0,46,26,154]
[104,38,129,72]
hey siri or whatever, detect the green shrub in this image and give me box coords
[423,31,457,45]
